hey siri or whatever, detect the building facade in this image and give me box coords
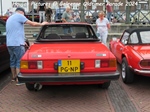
[28,0,149,12]
[0,0,149,15]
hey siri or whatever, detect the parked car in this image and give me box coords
[0,16,9,22]
[0,19,10,73]
[0,19,30,73]
[109,27,150,84]
[17,22,120,91]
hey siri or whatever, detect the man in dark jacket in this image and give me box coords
[37,0,46,23]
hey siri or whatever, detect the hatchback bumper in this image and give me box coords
[18,71,120,83]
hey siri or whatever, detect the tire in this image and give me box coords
[101,81,111,89]
[25,83,34,91]
[121,57,134,84]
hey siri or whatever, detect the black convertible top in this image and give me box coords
[125,27,150,34]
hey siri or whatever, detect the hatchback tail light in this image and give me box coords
[140,60,150,67]
[101,60,109,67]
[95,59,116,68]
[28,61,37,69]
[20,61,43,69]
[109,59,117,67]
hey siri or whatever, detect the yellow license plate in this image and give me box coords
[58,60,80,73]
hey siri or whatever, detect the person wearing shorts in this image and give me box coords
[6,7,48,85]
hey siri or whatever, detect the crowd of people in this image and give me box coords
[4,0,114,24]
[37,0,81,23]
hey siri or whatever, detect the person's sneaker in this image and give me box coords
[16,82,25,86]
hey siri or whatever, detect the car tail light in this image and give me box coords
[20,61,43,69]
[20,61,28,69]
[29,61,37,69]
[101,60,109,67]
[95,60,101,68]
[140,60,150,67]
[37,61,43,69]
[95,59,117,68]
[109,59,117,67]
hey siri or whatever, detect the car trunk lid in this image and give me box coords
[28,42,110,59]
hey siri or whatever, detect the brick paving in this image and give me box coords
[117,64,150,112]
[119,75,150,112]
[0,82,113,112]
[1,68,150,112]
[108,81,138,112]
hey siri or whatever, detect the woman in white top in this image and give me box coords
[96,11,110,45]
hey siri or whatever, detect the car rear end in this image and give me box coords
[18,23,119,90]
[18,43,119,87]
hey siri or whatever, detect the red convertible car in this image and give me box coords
[18,22,120,91]
[109,27,150,84]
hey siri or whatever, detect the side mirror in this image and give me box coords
[33,33,38,38]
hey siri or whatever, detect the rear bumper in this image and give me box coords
[18,71,120,83]
[134,69,150,74]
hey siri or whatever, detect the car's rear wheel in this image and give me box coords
[100,81,111,89]
[121,57,134,84]
[25,83,34,91]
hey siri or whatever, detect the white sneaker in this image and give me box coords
[16,82,25,86]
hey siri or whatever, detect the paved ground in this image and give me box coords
[0,64,150,112]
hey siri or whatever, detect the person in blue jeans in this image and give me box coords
[106,1,113,22]
[6,7,48,85]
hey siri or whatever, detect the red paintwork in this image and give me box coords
[110,38,150,76]
[20,41,117,85]
[21,42,116,73]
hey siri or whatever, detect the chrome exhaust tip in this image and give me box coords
[34,83,43,91]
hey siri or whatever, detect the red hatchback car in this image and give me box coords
[18,22,120,91]
[109,27,150,84]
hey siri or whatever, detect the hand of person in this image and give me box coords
[41,21,49,25]
[70,17,73,20]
